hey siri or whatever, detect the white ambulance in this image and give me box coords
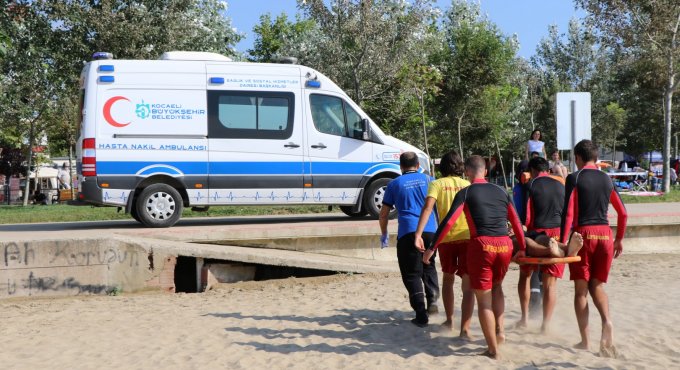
[76,51,430,227]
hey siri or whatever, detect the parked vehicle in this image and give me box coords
[75,51,430,227]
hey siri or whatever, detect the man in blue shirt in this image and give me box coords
[379,151,439,327]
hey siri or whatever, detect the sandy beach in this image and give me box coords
[1,253,679,369]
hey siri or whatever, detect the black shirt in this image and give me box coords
[526,173,565,230]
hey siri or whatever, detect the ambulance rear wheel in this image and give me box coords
[364,178,397,220]
[135,184,183,228]
[339,206,368,218]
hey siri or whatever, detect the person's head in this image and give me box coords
[489,157,497,167]
[439,150,464,177]
[62,163,67,169]
[528,157,549,177]
[399,151,419,172]
[464,155,486,179]
[573,139,598,168]
[530,129,542,141]
[530,151,540,159]
[551,151,560,161]
[515,160,529,181]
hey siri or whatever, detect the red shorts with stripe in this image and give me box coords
[438,240,469,276]
[520,227,565,278]
[467,236,513,290]
[568,225,614,282]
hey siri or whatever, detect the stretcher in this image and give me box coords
[515,256,581,265]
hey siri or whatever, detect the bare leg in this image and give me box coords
[460,274,475,339]
[589,278,616,357]
[441,272,455,331]
[516,269,531,328]
[541,274,557,333]
[525,236,555,257]
[574,279,590,349]
[492,282,506,344]
[474,289,499,359]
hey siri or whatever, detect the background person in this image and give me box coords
[525,129,547,160]
[57,163,71,190]
[379,152,439,327]
[414,151,474,338]
[549,151,568,178]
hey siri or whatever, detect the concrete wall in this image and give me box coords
[0,239,175,299]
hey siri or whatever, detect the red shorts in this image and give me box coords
[520,227,565,278]
[438,240,469,276]
[568,225,614,282]
[467,236,513,290]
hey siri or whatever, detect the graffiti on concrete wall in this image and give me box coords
[1,241,144,297]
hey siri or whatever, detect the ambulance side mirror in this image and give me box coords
[361,118,371,141]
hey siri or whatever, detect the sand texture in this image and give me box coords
[1,253,679,369]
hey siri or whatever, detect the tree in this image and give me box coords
[576,0,680,192]
[598,102,627,162]
[438,0,518,157]
[248,13,315,63]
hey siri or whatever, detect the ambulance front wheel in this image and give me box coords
[364,178,397,220]
[135,184,184,228]
[339,206,368,218]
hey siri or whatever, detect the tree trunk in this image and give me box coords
[662,87,673,193]
[419,92,430,160]
[495,138,508,189]
[456,114,464,157]
[22,121,36,206]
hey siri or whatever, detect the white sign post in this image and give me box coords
[556,92,591,170]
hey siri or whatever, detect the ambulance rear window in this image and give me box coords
[208,91,294,140]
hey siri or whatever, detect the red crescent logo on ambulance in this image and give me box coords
[103,96,131,127]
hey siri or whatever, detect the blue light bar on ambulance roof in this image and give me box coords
[306,80,321,88]
[92,52,113,60]
[98,65,114,72]
[99,76,115,83]
[209,77,225,84]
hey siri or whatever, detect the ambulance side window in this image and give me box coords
[309,94,364,140]
[208,91,294,139]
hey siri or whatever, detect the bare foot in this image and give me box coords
[601,321,614,350]
[548,238,563,257]
[439,320,454,332]
[479,350,500,360]
[599,344,618,358]
[540,322,550,334]
[573,341,589,350]
[567,232,584,257]
[514,320,528,329]
[458,330,473,341]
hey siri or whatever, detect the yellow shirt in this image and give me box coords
[427,176,471,243]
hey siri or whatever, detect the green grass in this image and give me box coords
[619,186,680,203]
[0,204,334,224]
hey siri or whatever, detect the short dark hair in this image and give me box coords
[574,139,598,162]
[439,151,464,177]
[400,151,419,168]
[530,151,540,158]
[530,129,542,140]
[528,157,549,172]
[464,155,486,172]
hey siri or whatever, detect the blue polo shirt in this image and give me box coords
[382,172,437,239]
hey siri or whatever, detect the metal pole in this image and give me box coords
[571,100,577,171]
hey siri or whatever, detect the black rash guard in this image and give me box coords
[428,179,526,251]
[560,164,628,243]
[526,173,565,230]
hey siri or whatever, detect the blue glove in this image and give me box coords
[380,234,390,249]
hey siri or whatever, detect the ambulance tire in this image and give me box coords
[364,178,397,220]
[339,206,368,218]
[135,184,184,228]
[130,206,141,223]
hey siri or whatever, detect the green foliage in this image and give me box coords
[248,13,315,63]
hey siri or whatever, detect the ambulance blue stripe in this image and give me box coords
[96,161,400,176]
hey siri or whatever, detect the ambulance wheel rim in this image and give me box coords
[145,191,176,220]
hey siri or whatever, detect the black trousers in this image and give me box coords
[396,232,439,315]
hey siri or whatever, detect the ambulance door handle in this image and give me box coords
[284,142,300,148]
[311,143,327,149]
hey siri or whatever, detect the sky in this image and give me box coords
[227,0,585,59]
